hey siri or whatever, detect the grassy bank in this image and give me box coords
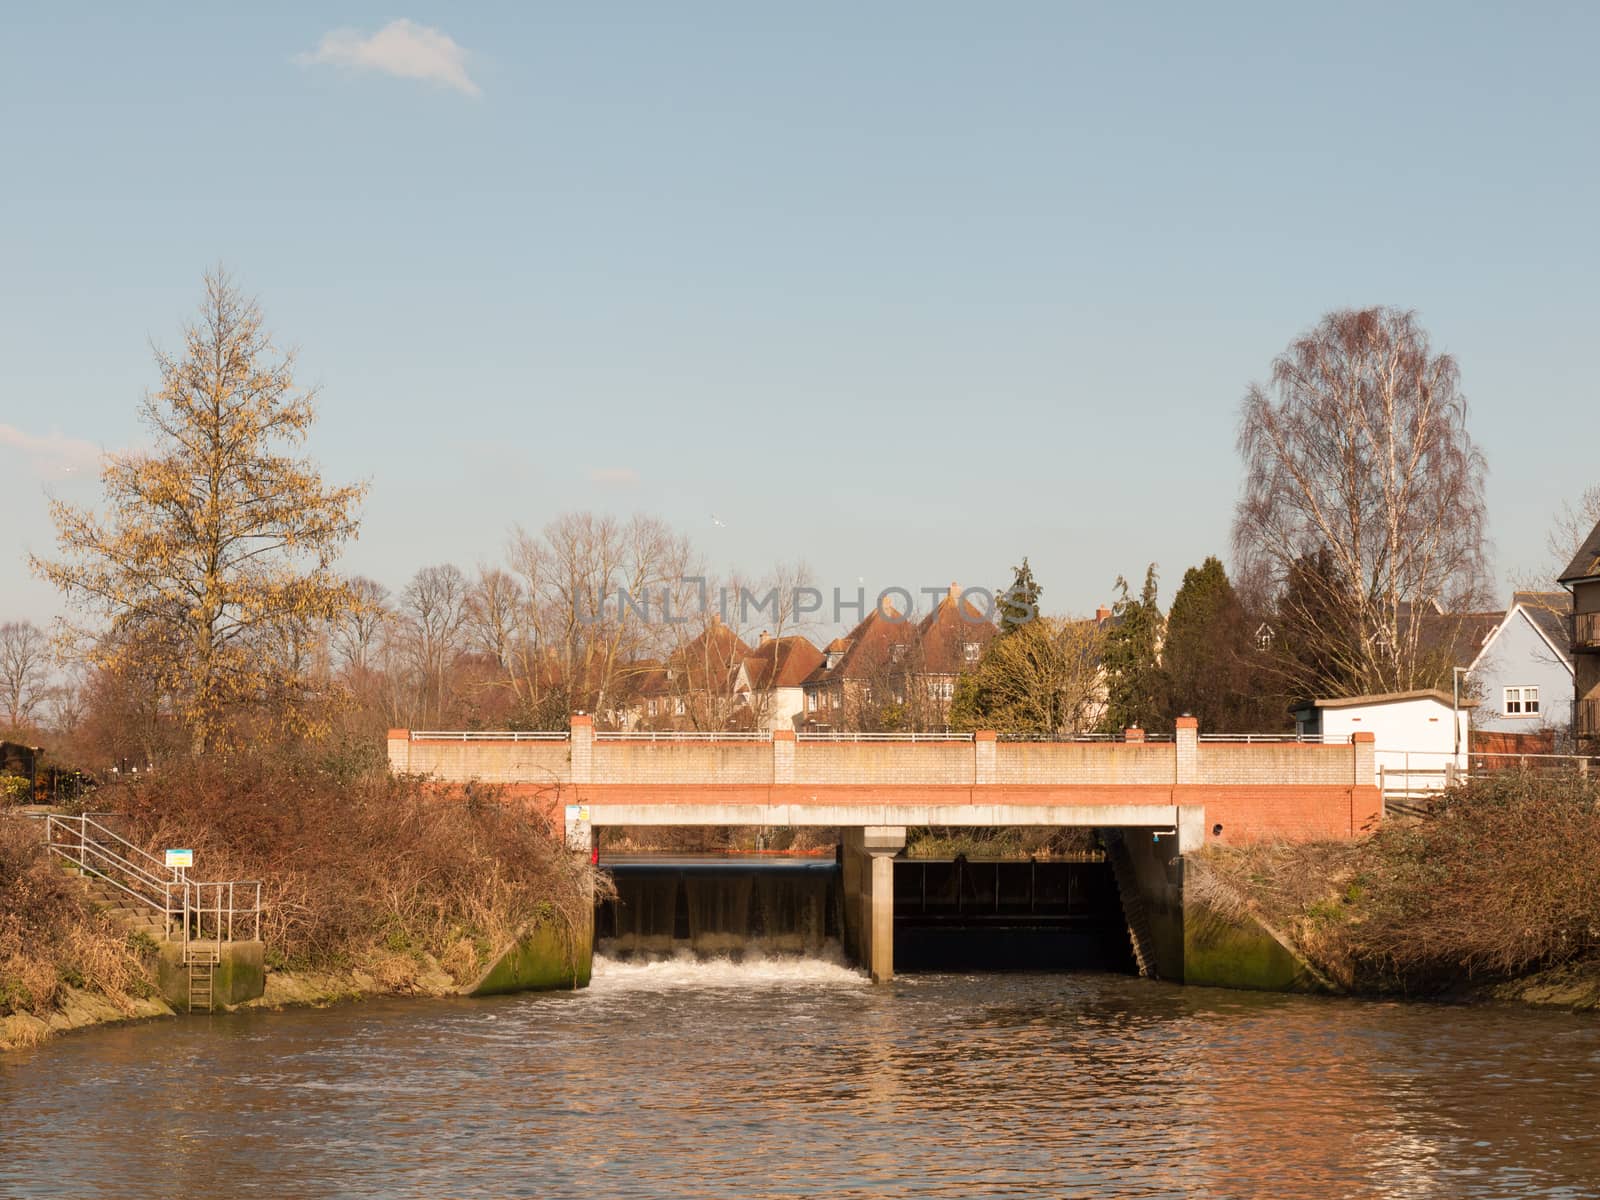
[2,754,604,1051]
[1192,771,1600,1006]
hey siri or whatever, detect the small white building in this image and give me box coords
[1292,689,1472,793]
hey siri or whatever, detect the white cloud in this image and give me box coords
[587,467,640,486]
[296,19,482,98]
[0,425,104,480]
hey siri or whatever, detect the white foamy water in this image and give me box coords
[590,944,866,990]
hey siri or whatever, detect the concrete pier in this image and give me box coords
[842,825,905,982]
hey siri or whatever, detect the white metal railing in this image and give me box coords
[1199,733,1353,745]
[799,731,976,742]
[598,730,773,742]
[43,813,262,951]
[410,730,569,742]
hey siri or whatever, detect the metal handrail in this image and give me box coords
[410,730,569,742]
[1199,733,1353,744]
[598,730,773,742]
[45,813,262,947]
[798,731,976,742]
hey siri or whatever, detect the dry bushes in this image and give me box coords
[0,817,153,1020]
[102,756,599,983]
[1199,771,1600,993]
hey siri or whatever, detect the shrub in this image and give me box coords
[0,817,152,1019]
[102,754,602,982]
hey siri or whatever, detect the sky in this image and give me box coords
[2,3,1596,632]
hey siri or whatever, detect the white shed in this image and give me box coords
[1293,689,1472,793]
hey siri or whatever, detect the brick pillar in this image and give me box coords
[773,728,795,783]
[974,730,996,785]
[1352,731,1375,787]
[386,729,410,774]
[571,714,594,784]
[1174,716,1198,784]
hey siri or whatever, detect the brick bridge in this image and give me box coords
[387,716,1379,981]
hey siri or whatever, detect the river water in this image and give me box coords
[3,956,1598,1199]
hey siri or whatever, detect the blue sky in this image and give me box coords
[3,3,1596,629]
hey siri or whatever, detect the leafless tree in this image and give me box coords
[398,564,470,727]
[1234,307,1489,696]
[0,620,53,730]
[333,577,392,674]
[508,513,695,726]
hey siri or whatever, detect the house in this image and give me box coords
[801,583,996,730]
[1463,591,1573,750]
[1558,518,1600,753]
[1292,689,1471,792]
[628,618,827,732]
[735,633,825,731]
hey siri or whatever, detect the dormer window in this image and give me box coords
[963,641,981,665]
[1254,624,1275,652]
[891,644,909,664]
[825,652,842,670]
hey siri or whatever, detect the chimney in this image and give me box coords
[948,580,961,601]
[759,630,772,646]
[1095,605,1112,623]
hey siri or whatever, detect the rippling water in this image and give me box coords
[3,956,1598,1199]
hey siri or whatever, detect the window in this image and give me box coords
[890,644,909,664]
[1254,623,1275,652]
[647,699,658,717]
[963,641,981,665]
[1504,686,1540,716]
[673,696,686,716]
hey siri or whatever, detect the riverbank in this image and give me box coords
[1190,770,1600,1010]
[2,753,602,1052]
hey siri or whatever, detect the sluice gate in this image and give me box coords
[596,855,1136,973]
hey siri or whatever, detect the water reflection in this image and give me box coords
[2,961,1597,1199]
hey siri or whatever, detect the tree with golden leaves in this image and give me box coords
[32,270,367,753]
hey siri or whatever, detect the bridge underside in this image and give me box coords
[582,801,1205,834]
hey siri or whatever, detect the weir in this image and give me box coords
[596,852,1138,977]
[390,715,1383,984]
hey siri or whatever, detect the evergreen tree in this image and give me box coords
[1099,564,1164,732]
[1161,556,1285,732]
[997,557,1042,636]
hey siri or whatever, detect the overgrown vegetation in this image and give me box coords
[1194,771,1600,994]
[100,755,601,985]
[0,818,154,1039]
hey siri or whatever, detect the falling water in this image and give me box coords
[599,857,840,959]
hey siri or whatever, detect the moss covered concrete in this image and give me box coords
[156,940,267,1008]
[465,920,591,996]
[1183,898,1325,992]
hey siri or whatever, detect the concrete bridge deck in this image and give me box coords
[388,717,1380,845]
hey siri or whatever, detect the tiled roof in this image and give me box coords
[1558,518,1600,584]
[915,587,997,674]
[802,600,919,686]
[743,636,824,690]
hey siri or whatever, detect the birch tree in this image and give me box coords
[1233,307,1488,697]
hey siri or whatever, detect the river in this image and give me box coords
[2,956,1597,1199]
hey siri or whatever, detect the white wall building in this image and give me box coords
[1293,689,1471,793]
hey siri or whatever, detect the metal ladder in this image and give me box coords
[186,945,220,1013]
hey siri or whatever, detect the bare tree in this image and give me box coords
[1234,307,1489,696]
[508,513,695,726]
[334,577,392,674]
[0,620,53,730]
[398,564,470,727]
